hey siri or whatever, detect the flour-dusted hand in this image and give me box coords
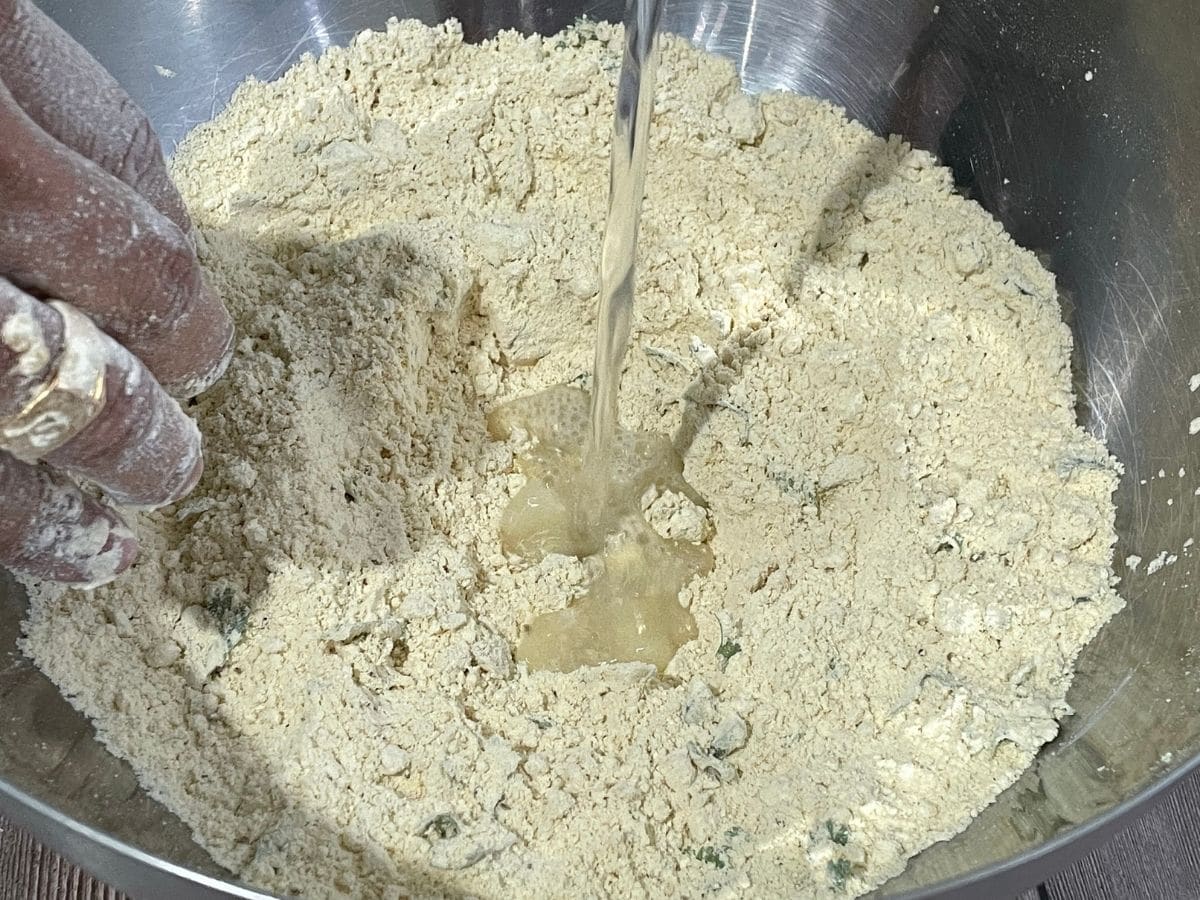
[0,0,233,585]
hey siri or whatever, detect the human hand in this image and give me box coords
[0,0,233,586]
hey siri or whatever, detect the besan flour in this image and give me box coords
[22,19,1123,899]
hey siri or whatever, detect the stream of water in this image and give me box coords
[586,0,666,467]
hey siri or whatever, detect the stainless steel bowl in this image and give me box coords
[3,1,1198,897]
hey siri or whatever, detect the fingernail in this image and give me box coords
[160,415,205,506]
[57,508,138,592]
[163,286,235,399]
[72,517,138,589]
[96,405,205,510]
[174,452,205,503]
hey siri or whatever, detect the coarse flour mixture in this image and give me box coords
[22,19,1125,899]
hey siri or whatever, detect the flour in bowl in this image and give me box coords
[22,19,1124,898]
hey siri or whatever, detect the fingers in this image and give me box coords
[0,80,233,397]
[0,0,191,234]
[42,301,205,507]
[0,280,203,507]
[0,2,215,586]
[0,456,137,586]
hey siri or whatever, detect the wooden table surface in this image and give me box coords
[5,772,1200,900]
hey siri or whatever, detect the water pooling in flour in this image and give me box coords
[491,0,715,672]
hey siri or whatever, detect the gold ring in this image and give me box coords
[0,302,109,463]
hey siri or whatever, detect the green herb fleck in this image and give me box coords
[206,584,235,619]
[767,469,833,516]
[827,858,853,891]
[554,15,601,50]
[717,639,742,662]
[205,583,249,643]
[686,828,745,870]
[691,845,728,869]
[423,814,460,840]
[825,820,851,846]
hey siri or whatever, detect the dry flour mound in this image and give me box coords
[22,19,1124,899]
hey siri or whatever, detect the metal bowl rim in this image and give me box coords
[4,737,1196,898]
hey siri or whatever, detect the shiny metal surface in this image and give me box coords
[3,1,1198,897]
